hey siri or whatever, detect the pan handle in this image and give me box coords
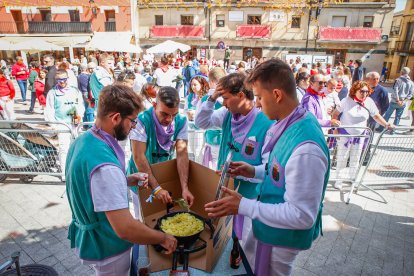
[204,218,215,239]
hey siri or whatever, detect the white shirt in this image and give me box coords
[239,142,328,230]
[133,73,147,93]
[336,96,378,135]
[153,67,177,87]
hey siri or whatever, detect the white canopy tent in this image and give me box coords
[146,40,190,54]
[85,32,142,53]
[13,39,64,52]
[0,40,15,51]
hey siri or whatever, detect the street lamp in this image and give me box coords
[305,0,323,54]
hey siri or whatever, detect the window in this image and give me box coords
[105,10,115,22]
[247,15,261,25]
[331,16,346,27]
[155,15,163,26]
[216,14,225,27]
[40,9,52,22]
[69,10,80,22]
[363,16,374,28]
[291,17,301,28]
[181,15,193,25]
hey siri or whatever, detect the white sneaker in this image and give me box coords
[334,181,343,190]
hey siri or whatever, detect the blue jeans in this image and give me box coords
[16,80,27,102]
[383,101,406,126]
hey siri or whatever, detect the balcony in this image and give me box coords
[150,25,204,38]
[395,41,414,54]
[0,21,92,34]
[236,25,271,39]
[105,21,116,32]
[318,27,382,43]
[390,26,400,37]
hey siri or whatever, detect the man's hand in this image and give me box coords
[204,187,242,218]
[159,233,177,255]
[397,100,404,106]
[331,119,341,127]
[386,122,395,130]
[156,189,172,204]
[182,189,194,207]
[228,161,255,178]
[127,172,149,188]
[187,110,195,121]
[210,84,225,101]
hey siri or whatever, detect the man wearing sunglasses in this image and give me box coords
[302,74,340,128]
[44,69,85,181]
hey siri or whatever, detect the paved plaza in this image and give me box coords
[0,83,413,275]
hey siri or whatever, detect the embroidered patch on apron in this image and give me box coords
[269,158,284,188]
[241,137,260,160]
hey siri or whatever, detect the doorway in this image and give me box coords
[326,49,347,65]
[242,47,262,61]
[11,10,25,33]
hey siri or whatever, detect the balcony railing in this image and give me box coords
[395,41,414,53]
[105,21,116,32]
[150,25,204,38]
[236,25,271,38]
[319,27,382,43]
[0,21,92,34]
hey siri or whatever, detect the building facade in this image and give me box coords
[137,0,395,73]
[385,0,414,80]
[0,0,134,61]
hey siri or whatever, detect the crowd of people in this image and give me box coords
[0,50,413,276]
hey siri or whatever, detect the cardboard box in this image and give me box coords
[138,159,234,273]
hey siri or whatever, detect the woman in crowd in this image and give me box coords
[27,61,41,113]
[34,69,47,109]
[295,72,310,102]
[0,68,16,120]
[140,83,159,110]
[185,76,209,121]
[332,81,393,190]
[11,56,29,104]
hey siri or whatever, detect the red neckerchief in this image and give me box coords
[307,87,326,98]
[352,96,365,107]
[160,65,169,73]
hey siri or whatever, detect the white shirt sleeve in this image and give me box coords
[253,151,269,180]
[365,97,379,117]
[129,120,147,142]
[44,91,56,122]
[90,165,129,212]
[176,119,188,140]
[194,100,228,129]
[239,142,328,230]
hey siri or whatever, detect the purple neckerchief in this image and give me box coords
[152,108,174,152]
[55,84,71,94]
[302,93,322,119]
[191,93,200,107]
[231,107,259,144]
[262,106,307,154]
[254,241,273,276]
[90,125,125,171]
[233,214,244,240]
[202,144,213,167]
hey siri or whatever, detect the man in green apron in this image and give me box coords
[66,84,177,275]
[205,59,330,276]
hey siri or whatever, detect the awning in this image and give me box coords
[0,35,91,48]
[85,32,142,53]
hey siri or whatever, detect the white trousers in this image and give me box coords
[57,132,72,177]
[0,96,15,120]
[335,136,364,181]
[91,249,131,276]
[243,229,300,276]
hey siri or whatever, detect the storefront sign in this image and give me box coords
[229,11,244,22]
[269,11,285,22]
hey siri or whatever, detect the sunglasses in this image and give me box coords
[360,89,370,94]
[313,81,326,85]
[57,78,68,82]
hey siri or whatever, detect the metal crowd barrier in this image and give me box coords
[0,120,74,182]
[322,126,373,204]
[354,127,414,204]
[187,125,206,163]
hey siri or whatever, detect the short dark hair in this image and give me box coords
[218,73,254,100]
[97,84,143,118]
[43,54,54,62]
[296,72,310,84]
[55,69,68,78]
[117,70,136,82]
[156,86,180,108]
[245,58,296,99]
[355,59,362,66]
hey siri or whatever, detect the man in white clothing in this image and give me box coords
[205,59,330,276]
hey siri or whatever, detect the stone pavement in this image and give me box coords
[0,81,413,275]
